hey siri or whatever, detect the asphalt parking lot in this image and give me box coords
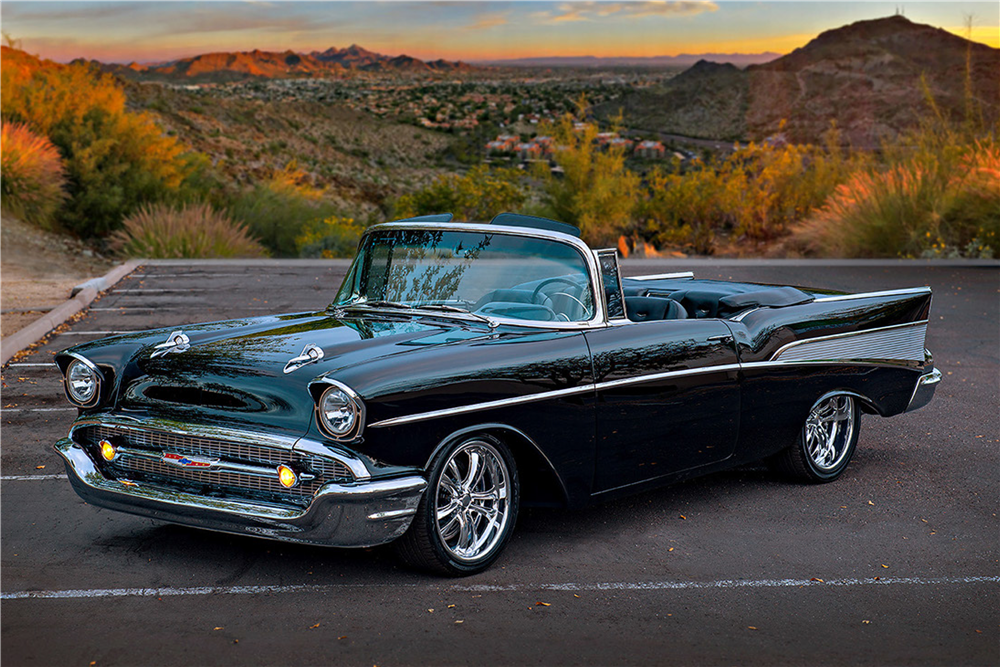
[2,260,997,666]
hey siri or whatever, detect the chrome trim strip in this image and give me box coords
[115,446,281,478]
[729,307,760,322]
[360,221,607,331]
[369,384,595,429]
[812,287,932,303]
[367,508,418,521]
[628,272,695,281]
[771,320,928,363]
[906,367,942,412]
[596,248,628,321]
[370,364,742,429]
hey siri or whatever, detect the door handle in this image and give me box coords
[707,334,733,344]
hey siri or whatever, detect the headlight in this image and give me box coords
[65,358,102,407]
[316,382,364,440]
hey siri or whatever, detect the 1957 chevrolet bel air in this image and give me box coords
[55,213,940,575]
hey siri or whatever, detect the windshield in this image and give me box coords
[334,228,596,323]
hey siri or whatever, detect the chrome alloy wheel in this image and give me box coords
[804,395,856,471]
[433,439,511,563]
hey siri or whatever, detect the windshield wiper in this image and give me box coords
[415,303,497,329]
[339,300,413,310]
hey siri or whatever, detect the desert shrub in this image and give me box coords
[0,121,66,227]
[296,215,368,258]
[111,203,266,258]
[228,163,340,257]
[535,113,641,246]
[394,165,526,222]
[1,47,196,237]
[795,138,999,258]
[641,126,853,254]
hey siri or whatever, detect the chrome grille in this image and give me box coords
[76,425,352,504]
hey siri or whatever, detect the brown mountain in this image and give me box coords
[600,15,1000,148]
[93,45,473,82]
[746,15,1000,147]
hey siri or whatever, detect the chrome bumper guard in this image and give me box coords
[905,368,942,413]
[55,438,426,548]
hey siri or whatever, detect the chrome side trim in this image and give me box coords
[628,272,695,281]
[367,508,418,521]
[369,384,596,429]
[729,307,760,322]
[370,364,742,429]
[812,287,932,303]
[771,321,928,363]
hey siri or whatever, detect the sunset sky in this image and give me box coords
[3,1,998,64]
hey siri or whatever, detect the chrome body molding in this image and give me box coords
[629,272,695,281]
[55,438,426,548]
[69,415,372,481]
[771,321,928,364]
[906,368,942,413]
[812,287,932,303]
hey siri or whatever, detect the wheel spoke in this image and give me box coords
[436,499,459,522]
[462,452,482,489]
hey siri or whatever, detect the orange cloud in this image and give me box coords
[542,1,718,24]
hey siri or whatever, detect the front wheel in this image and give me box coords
[772,394,860,483]
[395,435,519,576]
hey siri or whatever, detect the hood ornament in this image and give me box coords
[284,344,324,374]
[150,331,190,358]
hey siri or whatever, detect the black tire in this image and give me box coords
[772,394,860,483]
[395,434,519,576]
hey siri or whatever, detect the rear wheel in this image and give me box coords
[396,434,519,576]
[773,394,859,483]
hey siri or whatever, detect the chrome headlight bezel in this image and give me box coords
[315,380,365,441]
[63,355,103,408]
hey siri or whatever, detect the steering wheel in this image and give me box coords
[531,277,583,302]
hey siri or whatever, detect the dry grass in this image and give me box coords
[111,203,267,258]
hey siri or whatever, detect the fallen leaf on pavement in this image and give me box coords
[536,602,551,607]
[310,623,320,629]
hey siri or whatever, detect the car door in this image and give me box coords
[584,251,741,494]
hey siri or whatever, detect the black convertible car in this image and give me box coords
[55,213,940,575]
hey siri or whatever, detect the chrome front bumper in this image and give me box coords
[905,368,942,413]
[55,438,426,548]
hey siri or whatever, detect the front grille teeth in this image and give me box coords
[77,425,352,505]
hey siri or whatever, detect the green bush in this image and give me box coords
[228,164,341,257]
[296,215,368,258]
[0,121,66,227]
[394,165,526,223]
[111,203,266,258]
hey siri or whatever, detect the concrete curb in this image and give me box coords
[0,259,142,367]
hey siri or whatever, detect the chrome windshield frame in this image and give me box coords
[339,222,610,330]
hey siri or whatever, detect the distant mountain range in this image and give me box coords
[81,44,474,82]
[597,16,1000,147]
[476,53,781,68]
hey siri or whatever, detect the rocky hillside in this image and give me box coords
[597,60,749,141]
[600,16,1000,147]
[126,83,451,211]
[88,45,474,83]
[746,15,1000,147]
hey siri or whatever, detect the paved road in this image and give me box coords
[2,261,997,666]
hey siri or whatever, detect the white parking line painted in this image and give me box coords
[4,363,57,367]
[56,331,132,335]
[130,273,256,278]
[109,288,208,293]
[89,307,274,312]
[1,474,68,481]
[0,407,76,413]
[3,575,996,601]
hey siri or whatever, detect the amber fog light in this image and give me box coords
[99,439,118,462]
[277,464,299,488]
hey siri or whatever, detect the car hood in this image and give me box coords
[64,311,493,435]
